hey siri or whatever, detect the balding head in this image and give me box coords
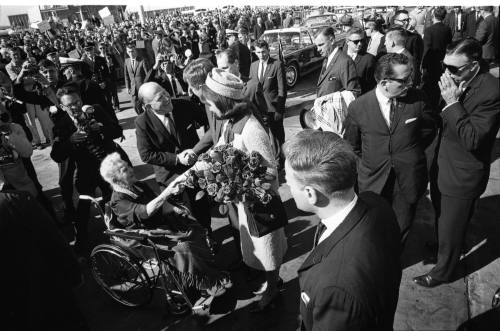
[138,82,172,115]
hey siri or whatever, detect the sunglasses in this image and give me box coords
[396,18,411,22]
[441,61,472,75]
[348,39,363,44]
[385,74,413,86]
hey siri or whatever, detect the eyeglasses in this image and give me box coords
[395,17,411,22]
[385,74,413,86]
[348,39,363,44]
[60,100,82,112]
[441,61,472,75]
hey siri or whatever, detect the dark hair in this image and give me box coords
[201,84,243,119]
[284,130,357,196]
[38,59,55,69]
[319,26,335,39]
[446,38,482,62]
[183,58,214,87]
[56,83,81,101]
[374,53,412,82]
[254,39,269,50]
[216,47,238,63]
[386,27,407,47]
[394,10,409,19]
[125,42,136,49]
[433,7,447,21]
[479,6,493,12]
[346,27,365,38]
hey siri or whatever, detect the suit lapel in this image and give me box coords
[263,58,274,80]
[298,199,368,272]
[146,109,179,148]
[368,90,390,132]
[317,49,341,87]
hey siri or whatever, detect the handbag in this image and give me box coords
[246,193,288,238]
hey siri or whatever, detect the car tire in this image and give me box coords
[285,63,299,88]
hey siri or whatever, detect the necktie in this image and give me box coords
[320,59,327,76]
[314,221,327,247]
[131,59,135,69]
[259,61,265,83]
[165,113,178,142]
[389,98,397,128]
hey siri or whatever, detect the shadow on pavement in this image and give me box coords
[457,307,500,331]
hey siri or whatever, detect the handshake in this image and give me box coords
[177,149,197,166]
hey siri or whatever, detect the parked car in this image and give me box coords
[302,13,347,40]
[260,27,323,88]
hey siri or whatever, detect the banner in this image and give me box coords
[102,16,115,26]
[31,21,50,32]
[99,7,112,18]
[135,40,145,49]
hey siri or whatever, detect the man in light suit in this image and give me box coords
[285,130,401,331]
[124,43,150,115]
[135,82,211,230]
[344,53,437,244]
[414,38,500,287]
[314,27,361,98]
[247,40,287,145]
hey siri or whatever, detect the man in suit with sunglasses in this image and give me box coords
[414,38,500,287]
[343,27,376,95]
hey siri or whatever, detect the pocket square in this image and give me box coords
[328,76,337,81]
[301,292,310,305]
[186,124,193,130]
[405,118,417,124]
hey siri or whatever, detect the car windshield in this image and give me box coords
[304,15,337,27]
[261,32,301,51]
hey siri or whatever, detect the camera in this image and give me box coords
[22,62,39,75]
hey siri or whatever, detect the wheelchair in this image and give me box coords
[80,195,214,316]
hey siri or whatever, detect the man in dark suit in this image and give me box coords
[314,27,361,98]
[253,17,266,40]
[51,84,126,254]
[464,7,483,38]
[135,82,211,231]
[247,40,287,145]
[444,7,465,41]
[422,7,453,107]
[343,27,376,95]
[344,53,437,244]
[475,6,499,65]
[414,38,500,287]
[81,41,110,88]
[384,27,420,87]
[228,30,252,81]
[284,130,402,331]
[265,13,275,30]
[124,43,150,115]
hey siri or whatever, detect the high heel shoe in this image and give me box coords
[250,287,279,313]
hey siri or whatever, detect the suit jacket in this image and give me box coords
[444,11,465,39]
[265,20,274,30]
[348,51,376,95]
[344,88,437,203]
[475,14,499,61]
[135,99,203,186]
[316,50,361,98]
[229,41,252,79]
[437,71,500,198]
[464,10,483,38]
[299,192,402,331]
[248,57,287,114]
[81,54,109,84]
[124,56,150,96]
[422,22,453,76]
[192,110,224,155]
[253,24,266,40]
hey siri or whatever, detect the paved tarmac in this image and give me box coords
[31,67,500,330]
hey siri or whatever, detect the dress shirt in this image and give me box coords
[258,58,269,81]
[152,111,175,135]
[456,13,462,31]
[367,31,383,57]
[318,194,358,244]
[375,86,392,127]
[130,58,136,69]
[326,46,339,68]
[347,50,357,61]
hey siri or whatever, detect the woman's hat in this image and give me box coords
[205,68,244,100]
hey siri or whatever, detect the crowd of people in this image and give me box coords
[1,4,499,330]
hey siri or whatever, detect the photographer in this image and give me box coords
[148,52,184,98]
[51,83,128,256]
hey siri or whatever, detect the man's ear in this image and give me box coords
[304,186,319,205]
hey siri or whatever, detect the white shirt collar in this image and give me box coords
[318,194,358,244]
[326,46,339,68]
[396,48,405,54]
[375,85,391,104]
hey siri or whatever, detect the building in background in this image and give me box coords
[0,6,42,29]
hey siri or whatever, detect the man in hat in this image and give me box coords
[80,41,110,92]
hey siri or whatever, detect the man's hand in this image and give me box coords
[99,82,106,89]
[88,121,103,133]
[127,88,132,95]
[69,131,88,144]
[438,72,466,106]
[178,149,197,166]
[274,112,283,121]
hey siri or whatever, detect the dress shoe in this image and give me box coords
[413,274,444,288]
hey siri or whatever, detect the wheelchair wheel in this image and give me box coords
[90,244,153,307]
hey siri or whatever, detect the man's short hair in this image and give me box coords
[479,6,493,12]
[433,7,447,21]
[386,27,407,47]
[254,40,269,49]
[284,130,357,197]
[56,83,81,101]
[182,58,214,88]
[446,38,482,62]
[216,48,238,63]
[319,26,335,39]
[394,9,409,19]
[374,53,412,82]
[38,59,55,69]
[125,42,136,49]
[346,27,365,38]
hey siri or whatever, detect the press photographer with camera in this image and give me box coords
[51,83,129,256]
[148,51,185,98]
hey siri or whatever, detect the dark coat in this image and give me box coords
[344,88,437,203]
[299,192,402,331]
[437,71,500,198]
[229,41,252,79]
[81,54,110,84]
[349,51,377,95]
[422,22,453,77]
[248,57,287,114]
[192,110,224,155]
[253,23,266,40]
[124,56,150,96]
[464,10,483,38]
[316,50,361,98]
[475,14,499,61]
[135,99,204,187]
[265,20,275,30]
[444,11,466,39]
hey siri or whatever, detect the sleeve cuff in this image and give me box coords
[441,101,460,112]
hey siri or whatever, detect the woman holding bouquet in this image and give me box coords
[199,69,288,311]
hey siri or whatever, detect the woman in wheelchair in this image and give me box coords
[100,152,231,296]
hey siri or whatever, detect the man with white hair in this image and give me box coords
[135,82,211,231]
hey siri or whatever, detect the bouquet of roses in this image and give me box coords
[182,144,277,214]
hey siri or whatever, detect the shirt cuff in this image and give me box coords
[442,101,459,112]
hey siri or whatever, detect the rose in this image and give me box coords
[185,175,195,188]
[211,161,222,174]
[215,173,228,183]
[198,152,211,162]
[225,146,236,156]
[250,151,262,162]
[206,183,218,196]
[248,156,260,170]
[209,150,223,163]
[260,193,272,205]
[198,178,207,189]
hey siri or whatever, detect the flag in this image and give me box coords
[278,34,284,63]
